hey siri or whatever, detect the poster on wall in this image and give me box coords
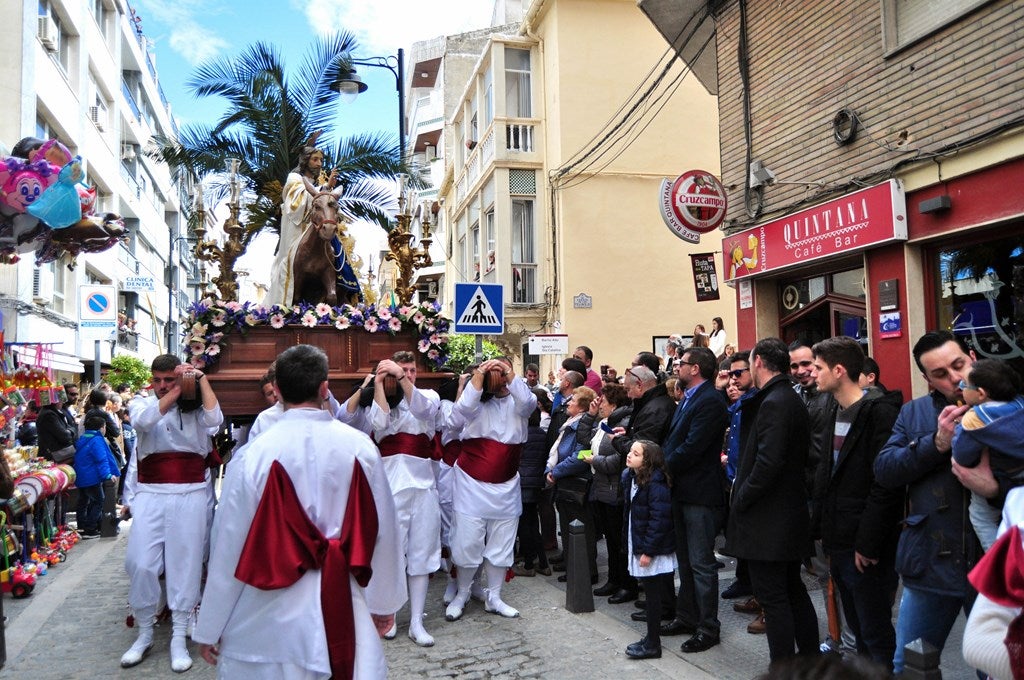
[689,253,720,301]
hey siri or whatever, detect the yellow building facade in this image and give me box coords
[439,0,733,375]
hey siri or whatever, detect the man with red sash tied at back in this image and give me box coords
[122,353,223,672]
[445,357,537,622]
[193,344,406,680]
[362,350,442,646]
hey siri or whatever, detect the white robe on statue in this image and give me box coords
[193,408,406,679]
[265,172,310,309]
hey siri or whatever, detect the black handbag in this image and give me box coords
[554,475,590,506]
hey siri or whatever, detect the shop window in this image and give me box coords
[831,269,866,300]
[933,233,1024,374]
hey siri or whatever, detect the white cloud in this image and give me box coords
[132,0,230,66]
[296,0,495,55]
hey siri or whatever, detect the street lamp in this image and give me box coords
[330,48,406,159]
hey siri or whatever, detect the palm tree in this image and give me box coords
[154,33,408,250]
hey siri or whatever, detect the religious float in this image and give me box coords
[182,157,452,421]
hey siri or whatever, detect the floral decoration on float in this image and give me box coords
[181,298,452,370]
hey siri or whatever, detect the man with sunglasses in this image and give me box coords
[721,353,758,607]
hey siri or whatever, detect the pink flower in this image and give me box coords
[335,317,351,330]
[315,303,332,317]
[225,301,242,312]
[210,332,224,343]
[190,341,206,356]
[210,311,227,327]
[388,317,402,332]
[301,312,318,328]
[377,307,392,320]
[412,311,425,325]
[427,349,439,360]
[364,318,379,333]
[426,324,436,334]
[207,344,221,356]
[190,357,207,369]
[399,305,413,318]
[270,313,285,329]
[418,339,430,353]
[429,333,441,345]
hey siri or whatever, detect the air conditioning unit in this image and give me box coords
[37,16,58,52]
[121,143,137,162]
[32,268,54,305]
[89,105,105,131]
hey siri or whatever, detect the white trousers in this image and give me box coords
[125,488,207,612]
[394,486,441,575]
[218,657,327,680]
[450,511,518,569]
[437,463,455,548]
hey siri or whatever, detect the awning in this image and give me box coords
[637,0,719,95]
[12,346,86,374]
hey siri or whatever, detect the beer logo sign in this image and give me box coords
[659,170,728,244]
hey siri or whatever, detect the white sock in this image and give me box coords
[407,574,434,646]
[483,561,519,618]
[170,610,193,672]
[445,565,477,621]
[470,565,486,602]
[121,607,155,668]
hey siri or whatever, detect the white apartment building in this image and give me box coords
[0,0,198,382]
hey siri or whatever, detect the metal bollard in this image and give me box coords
[565,519,594,613]
[99,479,118,538]
[902,638,941,680]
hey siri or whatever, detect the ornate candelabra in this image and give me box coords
[191,159,246,301]
[385,175,433,306]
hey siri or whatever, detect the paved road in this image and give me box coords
[1,525,971,679]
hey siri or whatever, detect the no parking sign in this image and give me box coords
[79,284,117,341]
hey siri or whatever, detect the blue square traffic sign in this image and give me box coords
[454,283,504,334]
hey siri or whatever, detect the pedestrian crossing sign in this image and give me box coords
[454,283,504,334]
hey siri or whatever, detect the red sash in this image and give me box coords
[137,452,207,484]
[375,432,435,460]
[441,439,462,467]
[235,460,378,680]
[456,438,522,484]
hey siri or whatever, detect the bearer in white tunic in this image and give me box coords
[122,354,223,672]
[445,358,537,621]
[363,351,441,646]
[193,344,406,680]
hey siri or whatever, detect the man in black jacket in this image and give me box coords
[811,337,903,671]
[660,347,730,653]
[37,390,78,461]
[612,365,675,455]
[725,337,818,669]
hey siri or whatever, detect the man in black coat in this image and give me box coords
[810,337,903,672]
[725,337,818,668]
[612,365,675,455]
[660,347,730,652]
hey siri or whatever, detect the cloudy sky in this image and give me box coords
[129,0,496,285]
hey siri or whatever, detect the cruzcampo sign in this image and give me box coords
[722,179,907,282]
[659,169,728,244]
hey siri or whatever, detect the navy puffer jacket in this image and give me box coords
[519,424,550,498]
[622,468,675,557]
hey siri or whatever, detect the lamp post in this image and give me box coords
[331,48,406,159]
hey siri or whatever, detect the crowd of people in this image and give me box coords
[513,330,1023,677]
[7,319,1022,678]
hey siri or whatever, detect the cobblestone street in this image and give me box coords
[1,525,971,679]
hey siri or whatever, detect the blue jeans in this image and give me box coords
[76,484,104,532]
[893,586,974,674]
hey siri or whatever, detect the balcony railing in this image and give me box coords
[121,79,141,121]
[506,123,534,153]
[117,329,139,352]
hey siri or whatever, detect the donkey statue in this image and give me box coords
[290,187,361,306]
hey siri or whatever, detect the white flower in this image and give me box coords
[315,303,332,317]
[207,344,221,356]
[301,312,318,328]
[335,317,351,330]
[244,313,259,326]
[210,311,227,327]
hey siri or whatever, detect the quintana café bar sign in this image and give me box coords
[722,179,907,282]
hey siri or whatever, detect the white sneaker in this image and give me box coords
[445,593,469,622]
[484,595,520,618]
[408,626,435,647]
[120,637,153,668]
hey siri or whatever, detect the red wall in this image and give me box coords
[865,244,913,398]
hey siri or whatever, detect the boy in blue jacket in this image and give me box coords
[73,413,121,538]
